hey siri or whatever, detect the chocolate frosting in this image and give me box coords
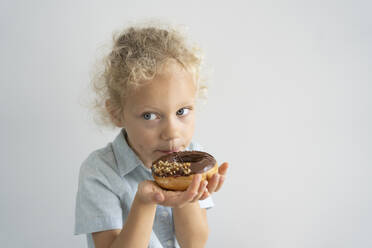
[152,151,216,176]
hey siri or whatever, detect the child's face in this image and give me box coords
[121,62,197,168]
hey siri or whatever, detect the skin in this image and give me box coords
[92,60,229,248]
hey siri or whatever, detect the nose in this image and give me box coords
[160,117,181,141]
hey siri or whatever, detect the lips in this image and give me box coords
[157,147,181,154]
[158,149,179,154]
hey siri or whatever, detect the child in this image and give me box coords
[74,23,229,248]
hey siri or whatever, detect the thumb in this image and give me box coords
[153,192,164,203]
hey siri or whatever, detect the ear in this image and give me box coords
[105,99,124,127]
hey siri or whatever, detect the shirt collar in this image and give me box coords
[112,129,148,177]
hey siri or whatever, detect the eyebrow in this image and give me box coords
[135,102,195,112]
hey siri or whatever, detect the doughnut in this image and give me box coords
[151,151,218,191]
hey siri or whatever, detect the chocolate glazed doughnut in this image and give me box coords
[151,151,218,191]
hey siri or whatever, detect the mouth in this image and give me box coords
[157,148,181,154]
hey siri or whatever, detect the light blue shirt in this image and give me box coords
[74,129,214,248]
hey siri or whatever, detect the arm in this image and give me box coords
[92,162,229,248]
[92,194,157,248]
[173,203,209,248]
[91,178,202,248]
[173,162,229,248]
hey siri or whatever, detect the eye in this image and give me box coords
[176,108,190,116]
[143,112,157,120]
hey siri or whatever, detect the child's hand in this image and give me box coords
[137,174,208,208]
[200,162,229,200]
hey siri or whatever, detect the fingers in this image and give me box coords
[215,162,228,192]
[183,174,202,202]
[191,180,208,203]
[199,187,210,200]
[174,174,213,206]
[218,162,229,175]
[155,175,204,208]
[215,174,225,192]
[207,162,229,194]
[207,173,220,194]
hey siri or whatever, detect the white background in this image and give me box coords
[1,0,371,247]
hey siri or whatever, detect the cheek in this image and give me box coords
[124,121,156,148]
[134,128,158,148]
[182,116,195,138]
[188,124,195,139]
[187,113,196,127]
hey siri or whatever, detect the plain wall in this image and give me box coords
[1,0,371,247]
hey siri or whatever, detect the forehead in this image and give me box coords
[125,62,197,111]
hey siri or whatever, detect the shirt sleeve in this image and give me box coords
[74,156,123,235]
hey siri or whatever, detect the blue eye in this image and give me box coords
[176,108,189,116]
[143,113,156,120]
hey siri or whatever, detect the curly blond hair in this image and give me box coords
[88,23,208,130]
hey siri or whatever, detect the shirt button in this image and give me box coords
[166,239,174,247]
[161,211,169,218]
